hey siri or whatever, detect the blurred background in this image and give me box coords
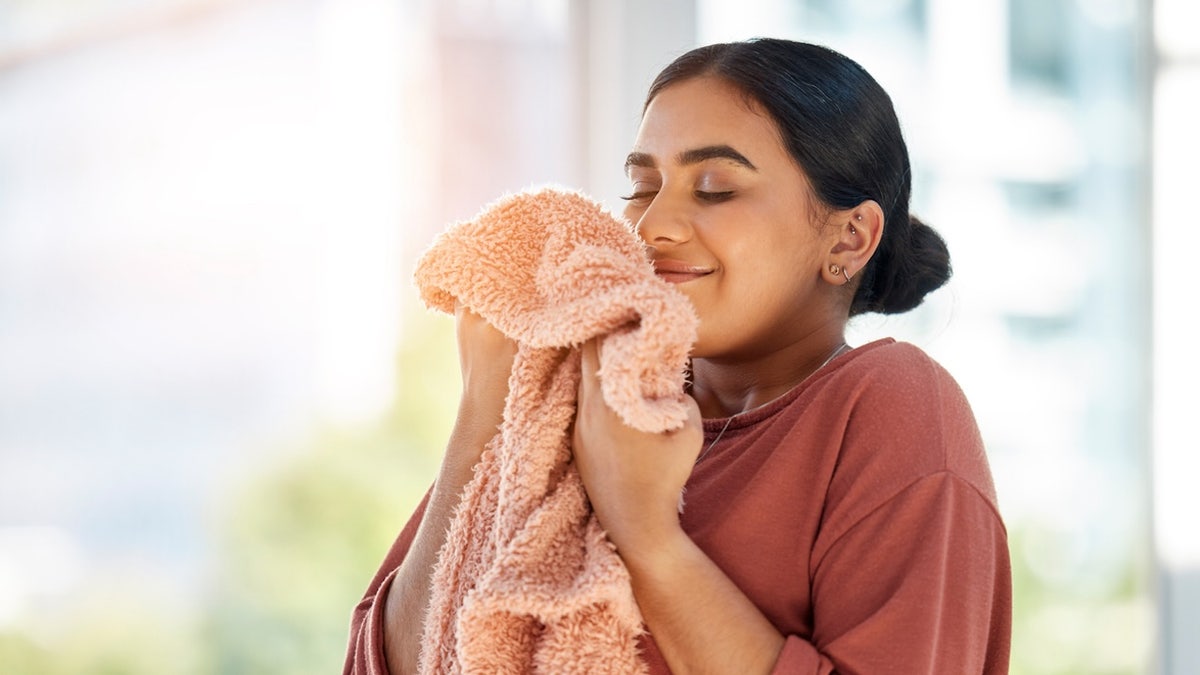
[0,0,1195,672]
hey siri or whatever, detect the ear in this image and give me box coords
[822,200,885,287]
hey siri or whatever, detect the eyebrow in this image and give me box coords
[624,144,758,174]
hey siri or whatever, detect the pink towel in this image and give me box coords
[413,187,698,674]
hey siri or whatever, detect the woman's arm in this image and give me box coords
[377,307,517,675]
[572,340,1011,675]
[623,529,786,674]
[572,340,784,675]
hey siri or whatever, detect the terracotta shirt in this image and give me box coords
[344,339,1012,674]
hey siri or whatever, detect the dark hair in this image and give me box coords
[645,38,951,316]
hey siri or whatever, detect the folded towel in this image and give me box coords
[413,187,698,674]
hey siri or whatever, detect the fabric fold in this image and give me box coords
[413,187,698,674]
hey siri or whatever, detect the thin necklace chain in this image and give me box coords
[695,342,850,465]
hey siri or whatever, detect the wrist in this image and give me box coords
[456,387,506,431]
[437,400,501,488]
[452,394,503,441]
[610,519,690,578]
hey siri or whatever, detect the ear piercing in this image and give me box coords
[835,215,863,281]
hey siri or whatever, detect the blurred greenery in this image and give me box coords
[1008,517,1154,675]
[204,301,457,674]
[206,302,453,672]
[0,300,457,675]
[0,562,209,674]
[0,301,1154,673]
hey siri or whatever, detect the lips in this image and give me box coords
[652,258,713,284]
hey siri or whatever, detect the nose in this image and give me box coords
[632,192,693,248]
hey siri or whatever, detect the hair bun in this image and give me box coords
[853,214,952,316]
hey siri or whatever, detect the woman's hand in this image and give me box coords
[572,339,785,675]
[572,339,704,556]
[450,303,518,464]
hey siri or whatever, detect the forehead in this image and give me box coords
[633,76,787,161]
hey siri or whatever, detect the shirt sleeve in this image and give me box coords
[343,489,432,675]
[769,473,1011,674]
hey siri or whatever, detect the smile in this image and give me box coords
[652,259,713,284]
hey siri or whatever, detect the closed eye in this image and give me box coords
[620,190,658,204]
[696,190,734,203]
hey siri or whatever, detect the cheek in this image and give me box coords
[730,232,822,306]
[624,205,643,231]
[711,222,791,273]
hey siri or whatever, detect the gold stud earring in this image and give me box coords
[829,264,841,277]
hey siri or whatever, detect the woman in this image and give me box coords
[346,38,1011,674]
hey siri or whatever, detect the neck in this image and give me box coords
[690,331,848,419]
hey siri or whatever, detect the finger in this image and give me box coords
[573,341,597,447]
[683,393,702,426]
[578,338,600,395]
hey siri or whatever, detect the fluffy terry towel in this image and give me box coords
[413,187,698,674]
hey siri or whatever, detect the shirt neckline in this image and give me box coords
[700,338,896,436]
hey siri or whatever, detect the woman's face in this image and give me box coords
[624,75,838,359]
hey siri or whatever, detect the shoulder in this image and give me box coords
[814,339,1001,524]
[837,339,960,399]
[830,340,979,446]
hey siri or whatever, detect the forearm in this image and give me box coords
[380,408,496,674]
[623,528,785,675]
[572,343,780,672]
